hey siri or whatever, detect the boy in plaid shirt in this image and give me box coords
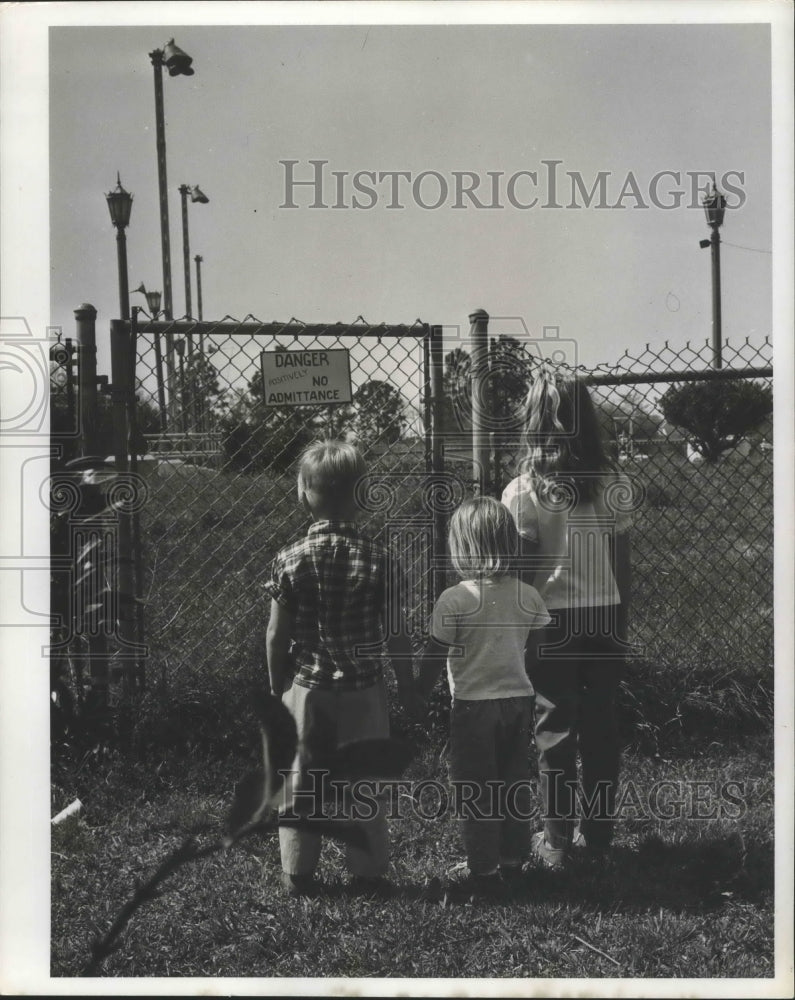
[265,441,415,897]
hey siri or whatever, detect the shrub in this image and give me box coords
[659,380,772,463]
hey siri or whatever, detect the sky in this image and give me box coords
[45,17,776,379]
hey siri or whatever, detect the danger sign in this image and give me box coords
[260,348,352,406]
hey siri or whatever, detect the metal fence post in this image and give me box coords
[710,226,723,370]
[110,319,138,698]
[74,303,99,457]
[469,308,491,495]
[429,324,447,604]
[128,309,147,691]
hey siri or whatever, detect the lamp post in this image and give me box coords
[149,38,194,426]
[699,182,727,370]
[149,38,194,321]
[105,173,133,320]
[178,184,209,320]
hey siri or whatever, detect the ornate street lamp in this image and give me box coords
[178,184,210,320]
[133,282,162,318]
[702,183,727,229]
[699,181,727,369]
[105,173,133,320]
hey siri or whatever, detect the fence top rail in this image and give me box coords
[130,317,431,339]
[583,365,772,388]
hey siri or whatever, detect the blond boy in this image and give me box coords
[265,441,415,896]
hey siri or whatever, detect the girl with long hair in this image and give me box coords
[502,372,635,867]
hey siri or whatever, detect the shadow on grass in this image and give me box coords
[499,832,772,915]
[255,832,773,919]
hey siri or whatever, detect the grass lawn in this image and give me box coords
[51,728,774,980]
[49,441,777,983]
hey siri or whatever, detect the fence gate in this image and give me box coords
[128,315,451,694]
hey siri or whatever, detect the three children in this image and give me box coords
[266,378,632,896]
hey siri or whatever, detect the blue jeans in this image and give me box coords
[449,696,534,874]
[526,607,627,851]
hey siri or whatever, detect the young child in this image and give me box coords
[264,440,415,897]
[416,496,550,898]
[502,373,634,868]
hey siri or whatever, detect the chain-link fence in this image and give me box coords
[51,304,772,743]
[585,338,773,684]
[132,316,442,692]
[131,321,773,704]
[480,335,773,685]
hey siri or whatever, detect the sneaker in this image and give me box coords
[530,831,569,870]
[444,868,505,904]
[280,872,320,897]
[347,875,395,900]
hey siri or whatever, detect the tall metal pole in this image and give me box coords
[469,308,491,496]
[114,228,130,321]
[710,226,723,370]
[128,308,147,692]
[150,50,173,321]
[701,182,726,371]
[194,254,204,322]
[149,48,178,427]
[193,254,206,446]
[179,184,192,319]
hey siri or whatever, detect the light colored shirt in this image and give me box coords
[501,472,634,610]
[430,576,550,701]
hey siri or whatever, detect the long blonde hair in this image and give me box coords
[448,496,519,579]
[519,372,611,504]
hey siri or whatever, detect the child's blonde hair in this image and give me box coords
[297,440,367,507]
[448,496,519,579]
[520,372,610,503]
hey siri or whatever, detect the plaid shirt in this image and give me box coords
[264,520,402,691]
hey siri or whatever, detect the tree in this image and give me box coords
[351,380,407,449]
[442,347,471,434]
[181,351,222,431]
[595,388,664,447]
[219,382,316,474]
[488,336,535,434]
[441,337,535,436]
[659,379,772,463]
